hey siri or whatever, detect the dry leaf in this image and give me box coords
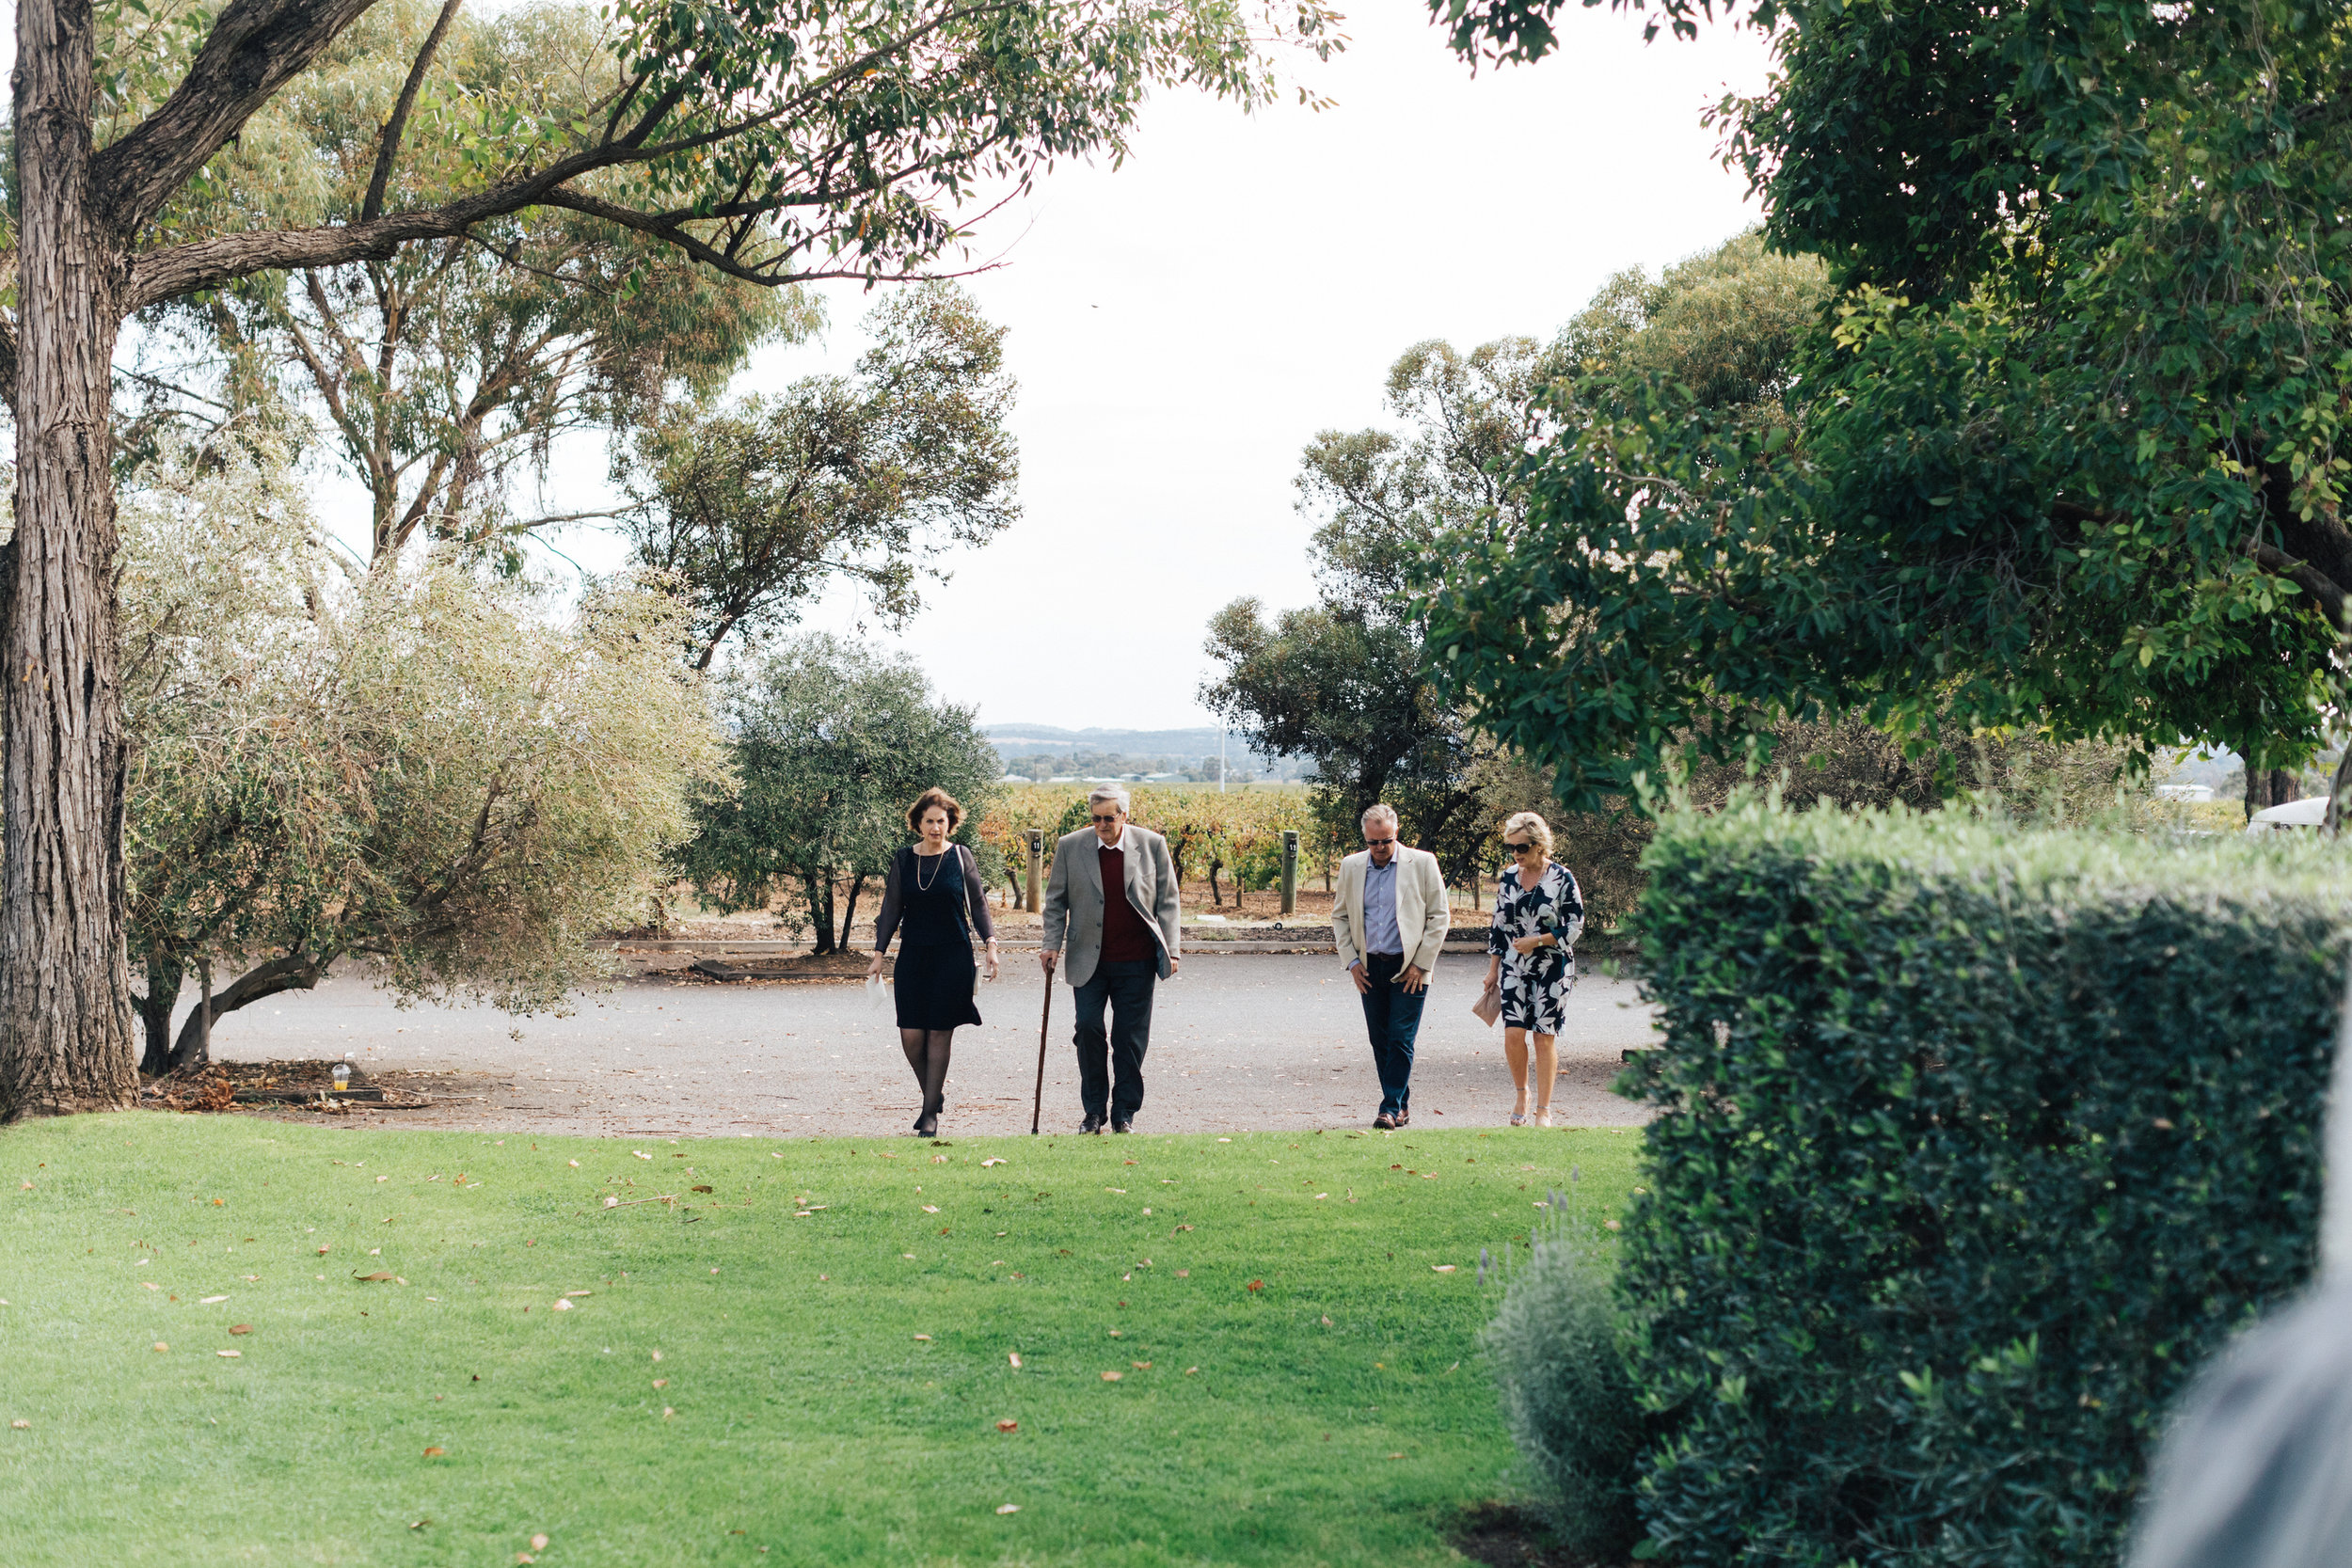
[913,1334,931,1341]
[1387,1452,1405,1460]
[564,1291,592,1298]
[690,1185,712,1195]
[921,1205,939,1213]
[1008,1353,1022,1370]
[217,1350,241,1358]
[355,1271,395,1282]
[1132,1361,1152,1370]
[229,1325,251,1336]
[200,1294,228,1304]
[603,1196,619,1208]
[8,1419,26,1429]
[1432,1265,1456,1274]
[141,1282,158,1291]
[532,1534,550,1551]
[662,1406,675,1419]
[995,1504,1020,1514]
[151,1342,168,1353]
[552,1300,573,1311]
[981,1158,1005,1167]
[1184,1367,1200,1375]
[1101,1371,1121,1382]
[1321,1316,1334,1326]
[652,1379,667,1388]
[996,1419,1017,1433]
[1246,1279,1264,1292]
[633,1151,651,1161]
[422,1447,446,1458]
[569,1160,580,1167]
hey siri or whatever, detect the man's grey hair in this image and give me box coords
[1361,802,1400,830]
[1089,784,1132,813]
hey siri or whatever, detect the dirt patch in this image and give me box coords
[140,1059,440,1116]
[1449,1502,1625,1568]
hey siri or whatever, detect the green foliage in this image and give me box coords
[678,634,1000,951]
[0,1116,1629,1566]
[618,283,1018,671]
[1482,1212,1647,1557]
[119,433,728,1071]
[1426,0,2352,801]
[1206,337,1550,879]
[1618,804,2352,1566]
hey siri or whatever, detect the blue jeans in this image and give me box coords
[1358,952,1425,1117]
[1073,958,1157,1121]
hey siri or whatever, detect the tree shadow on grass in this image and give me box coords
[1450,1500,1629,1568]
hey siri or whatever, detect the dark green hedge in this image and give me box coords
[1622,805,2352,1567]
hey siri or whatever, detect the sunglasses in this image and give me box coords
[1089,813,1122,824]
[1364,835,1396,847]
[1504,839,1537,851]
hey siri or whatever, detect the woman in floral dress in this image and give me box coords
[1485,811,1585,1127]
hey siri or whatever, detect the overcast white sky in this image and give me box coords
[98,1,1775,732]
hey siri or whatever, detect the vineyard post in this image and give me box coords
[1280,830,1298,916]
[1026,831,1043,913]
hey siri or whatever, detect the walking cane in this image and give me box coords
[1031,965,1052,1135]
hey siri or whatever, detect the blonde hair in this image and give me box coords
[1502,811,1552,856]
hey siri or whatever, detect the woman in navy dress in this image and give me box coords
[866,787,999,1136]
[1485,811,1584,1127]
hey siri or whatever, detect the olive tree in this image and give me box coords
[119,433,728,1071]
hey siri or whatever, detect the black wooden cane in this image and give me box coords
[1030,968,1052,1134]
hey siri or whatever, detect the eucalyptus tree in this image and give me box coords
[1424,0,2352,822]
[616,280,1018,671]
[0,0,1338,1117]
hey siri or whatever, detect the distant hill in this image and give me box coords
[982,722,1311,782]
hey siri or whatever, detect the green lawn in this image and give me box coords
[0,1114,1638,1566]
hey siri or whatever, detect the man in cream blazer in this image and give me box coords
[1041,784,1181,1133]
[1332,802,1450,1129]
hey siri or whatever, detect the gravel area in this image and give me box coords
[201,951,1661,1138]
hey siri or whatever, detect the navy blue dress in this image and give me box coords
[874,846,988,1030]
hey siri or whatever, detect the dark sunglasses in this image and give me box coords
[1363,835,1396,847]
[1089,812,1122,824]
[1504,839,1536,851]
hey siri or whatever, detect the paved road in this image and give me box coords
[206,952,1661,1138]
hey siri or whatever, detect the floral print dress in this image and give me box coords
[1488,860,1585,1034]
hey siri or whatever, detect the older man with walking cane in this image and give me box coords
[1041,785,1182,1133]
[1332,802,1450,1130]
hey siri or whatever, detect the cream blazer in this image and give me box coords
[1331,845,1450,974]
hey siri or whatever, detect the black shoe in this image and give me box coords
[914,1116,938,1139]
[1080,1114,1106,1134]
[1111,1119,1134,1134]
[1373,1112,1398,1131]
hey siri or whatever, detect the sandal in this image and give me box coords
[1509,1111,1527,1127]
[1533,1109,1553,1128]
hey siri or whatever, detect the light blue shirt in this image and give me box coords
[1362,856,1403,957]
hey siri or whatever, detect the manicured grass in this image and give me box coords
[0,1114,1638,1566]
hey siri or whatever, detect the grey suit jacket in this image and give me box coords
[1041,826,1181,988]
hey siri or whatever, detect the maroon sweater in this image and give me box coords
[1098,845,1156,963]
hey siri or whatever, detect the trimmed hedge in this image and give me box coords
[1621,805,2352,1567]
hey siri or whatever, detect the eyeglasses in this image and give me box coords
[1089,813,1122,824]
[1504,839,1536,851]
[1364,835,1395,847]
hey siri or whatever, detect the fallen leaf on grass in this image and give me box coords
[199,1295,228,1304]
[1173,1225,1194,1232]
[1008,1353,1022,1370]
[151,1342,168,1353]
[920,1205,939,1213]
[140,1282,158,1291]
[1184,1367,1199,1375]
[653,1379,667,1388]
[996,1504,1021,1515]
[914,1334,931,1341]
[229,1325,250,1336]
[997,1419,1018,1432]
[981,1158,1005,1167]
[604,1196,619,1208]
[1321,1316,1334,1326]
[564,1291,593,1298]
[10,1419,28,1429]
[662,1407,675,1419]
[217,1350,241,1358]
[1101,1371,1121,1382]
[1132,1361,1152,1370]
[1246,1279,1264,1292]
[690,1185,712,1195]
[552,1299,573,1311]
[354,1272,395,1282]
[532,1534,550,1550]
[1176,1270,1189,1277]
[633,1151,651,1161]
[1432,1265,1456,1274]
[1387,1452,1405,1460]
[422,1447,446,1458]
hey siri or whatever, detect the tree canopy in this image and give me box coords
[676,634,1001,952]
[1421,0,2352,813]
[119,433,726,1073]
[616,281,1018,671]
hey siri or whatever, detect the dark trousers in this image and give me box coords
[1073,958,1157,1121]
[1359,951,1426,1117]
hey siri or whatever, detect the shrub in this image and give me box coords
[1621,803,2352,1568]
[1483,1212,1649,1559]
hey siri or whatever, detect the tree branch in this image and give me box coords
[92,0,389,238]
[362,0,465,222]
[2250,542,2349,627]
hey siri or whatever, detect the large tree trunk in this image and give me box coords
[134,950,183,1079]
[1,0,136,1117]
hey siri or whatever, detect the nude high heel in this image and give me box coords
[1532,1109,1553,1128]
